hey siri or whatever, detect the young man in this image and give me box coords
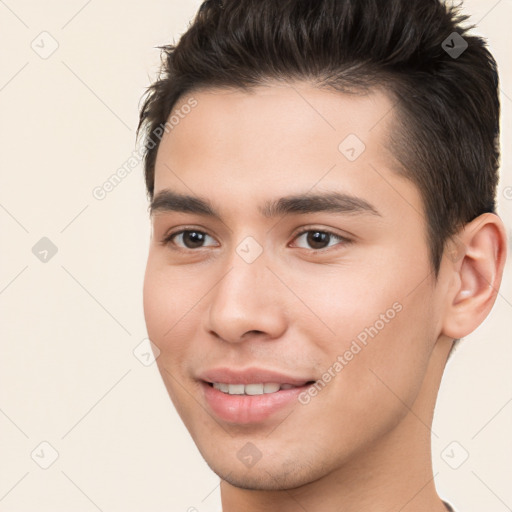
[137,0,507,510]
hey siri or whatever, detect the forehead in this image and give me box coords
[152,82,421,222]
[161,82,396,157]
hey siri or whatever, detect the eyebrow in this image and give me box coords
[149,189,381,219]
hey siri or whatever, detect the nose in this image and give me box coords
[204,249,288,344]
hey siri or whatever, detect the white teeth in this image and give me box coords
[228,384,245,395]
[245,383,264,395]
[211,382,293,395]
[263,383,281,393]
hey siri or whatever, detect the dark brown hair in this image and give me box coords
[136,0,500,276]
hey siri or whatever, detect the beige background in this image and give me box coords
[0,1,511,511]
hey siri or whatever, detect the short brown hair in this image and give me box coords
[137,0,500,276]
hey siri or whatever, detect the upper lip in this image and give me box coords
[198,367,315,386]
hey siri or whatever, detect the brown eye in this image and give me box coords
[163,230,217,249]
[180,231,207,249]
[292,229,349,251]
[306,231,330,249]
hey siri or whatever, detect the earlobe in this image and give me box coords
[441,213,507,340]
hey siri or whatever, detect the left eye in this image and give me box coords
[291,229,348,250]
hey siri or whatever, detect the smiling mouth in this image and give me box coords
[205,381,316,395]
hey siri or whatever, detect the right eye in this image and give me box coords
[161,229,219,250]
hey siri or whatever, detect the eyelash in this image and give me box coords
[160,226,352,253]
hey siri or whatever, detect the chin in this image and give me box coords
[218,469,306,491]
[203,451,322,491]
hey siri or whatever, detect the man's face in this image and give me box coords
[143,82,448,489]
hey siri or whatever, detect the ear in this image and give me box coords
[441,213,508,340]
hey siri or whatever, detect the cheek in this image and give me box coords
[323,244,433,354]
[143,259,201,414]
[142,256,196,356]
[326,281,435,416]
[142,269,171,343]
[298,295,435,458]
[303,255,436,398]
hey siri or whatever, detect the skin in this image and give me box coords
[143,81,507,512]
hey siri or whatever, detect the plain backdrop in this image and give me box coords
[1,1,511,511]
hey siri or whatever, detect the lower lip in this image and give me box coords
[201,381,313,424]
